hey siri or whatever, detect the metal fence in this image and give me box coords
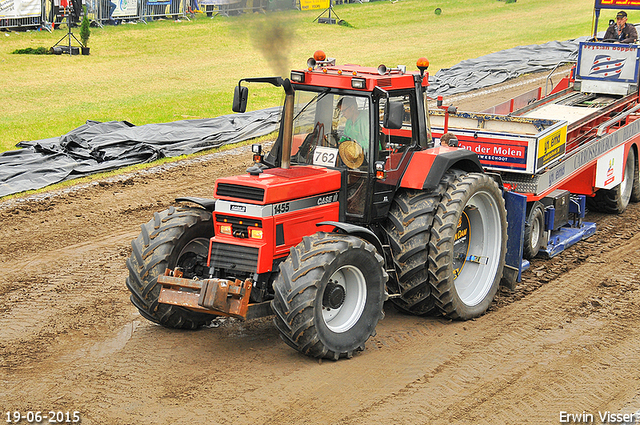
[198,0,288,17]
[0,0,44,30]
[0,0,190,30]
[0,15,41,29]
[0,0,360,29]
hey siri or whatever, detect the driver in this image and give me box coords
[603,11,638,43]
[337,97,369,152]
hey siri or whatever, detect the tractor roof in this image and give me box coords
[290,51,429,92]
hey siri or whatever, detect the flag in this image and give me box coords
[589,54,626,78]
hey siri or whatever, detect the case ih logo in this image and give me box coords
[230,205,246,213]
[589,55,626,78]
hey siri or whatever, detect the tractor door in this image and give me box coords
[370,90,421,221]
[287,89,376,222]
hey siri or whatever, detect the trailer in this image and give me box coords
[430,40,640,279]
[126,41,640,360]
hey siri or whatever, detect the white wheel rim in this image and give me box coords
[322,265,367,333]
[531,211,541,249]
[453,191,503,307]
[620,149,635,205]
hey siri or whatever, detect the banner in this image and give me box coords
[595,0,640,9]
[113,0,138,16]
[300,0,329,10]
[0,0,40,18]
[577,42,640,83]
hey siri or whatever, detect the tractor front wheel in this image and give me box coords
[126,206,214,329]
[271,232,387,360]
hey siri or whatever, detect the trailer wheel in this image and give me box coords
[383,177,454,315]
[271,232,387,360]
[126,206,214,329]
[587,147,636,214]
[429,173,507,320]
[523,204,544,260]
[630,147,640,203]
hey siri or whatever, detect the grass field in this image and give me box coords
[0,0,635,153]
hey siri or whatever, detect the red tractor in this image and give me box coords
[125,51,514,359]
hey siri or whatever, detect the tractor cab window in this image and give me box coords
[378,94,413,152]
[377,93,416,173]
[290,91,371,171]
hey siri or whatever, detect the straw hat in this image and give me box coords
[338,140,365,169]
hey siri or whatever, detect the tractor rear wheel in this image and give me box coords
[383,177,453,315]
[587,147,636,214]
[126,206,214,329]
[271,232,387,360]
[429,173,507,320]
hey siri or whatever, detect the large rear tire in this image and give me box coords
[271,232,387,360]
[126,206,214,329]
[383,177,453,315]
[429,173,507,320]
[587,147,636,214]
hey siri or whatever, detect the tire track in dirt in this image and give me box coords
[328,237,640,425]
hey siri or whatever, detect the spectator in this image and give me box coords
[440,132,459,147]
[603,11,638,43]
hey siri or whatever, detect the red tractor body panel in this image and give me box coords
[399,147,459,189]
[210,166,342,274]
[214,166,341,205]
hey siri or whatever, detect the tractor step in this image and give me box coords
[157,269,253,319]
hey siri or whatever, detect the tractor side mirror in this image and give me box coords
[384,101,404,130]
[233,85,248,113]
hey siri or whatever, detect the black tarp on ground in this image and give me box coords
[426,37,588,97]
[0,107,280,198]
[0,37,592,198]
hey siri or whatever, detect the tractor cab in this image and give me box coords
[235,51,434,224]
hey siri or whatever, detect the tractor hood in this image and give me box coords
[214,165,342,205]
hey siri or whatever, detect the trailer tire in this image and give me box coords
[523,205,544,260]
[126,206,214,329]
[271,232,387,360]
[429,172,507,320]
[383,176,455,315]
[630,147,640,203]
[587,147,636,214]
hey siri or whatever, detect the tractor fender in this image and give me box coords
[400,148,484,192]
[175,197,217,212]
[317,221,385,257]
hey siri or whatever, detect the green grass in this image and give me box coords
[0,0,634,153]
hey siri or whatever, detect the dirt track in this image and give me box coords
[2,72,640,425]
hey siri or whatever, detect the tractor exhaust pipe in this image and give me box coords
[281,79,295,169]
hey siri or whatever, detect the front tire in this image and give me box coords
[271,233,387,360]
[428,173,508,320]
[126,206,214,329]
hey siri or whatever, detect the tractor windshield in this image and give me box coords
[290,90,371,170]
